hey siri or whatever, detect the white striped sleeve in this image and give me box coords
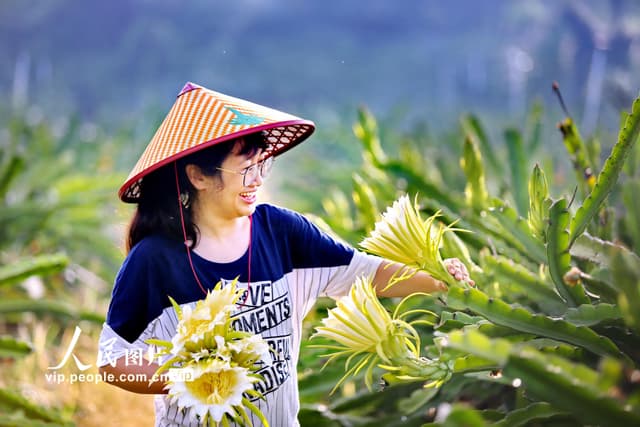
[321,251,383,299]
[96,323,148,367]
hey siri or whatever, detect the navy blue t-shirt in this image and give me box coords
[107,203,355,343]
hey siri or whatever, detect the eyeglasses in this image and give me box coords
[216,156,274,187]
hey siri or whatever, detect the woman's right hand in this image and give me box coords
[444,258,475,286]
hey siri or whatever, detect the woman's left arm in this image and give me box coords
[373,258,473,298]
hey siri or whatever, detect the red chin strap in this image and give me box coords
[173,162,251,305]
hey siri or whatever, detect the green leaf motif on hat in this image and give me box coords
[225,106,264,126]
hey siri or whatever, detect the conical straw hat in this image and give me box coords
[119,82,315,202]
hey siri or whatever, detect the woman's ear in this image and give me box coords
[185,164,209,190]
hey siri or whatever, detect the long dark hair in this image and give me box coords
[126,133,267,252]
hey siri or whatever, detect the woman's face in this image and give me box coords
[196,142,265,220]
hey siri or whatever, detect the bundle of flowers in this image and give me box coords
[147,280,271,427]
[311,276,452,391]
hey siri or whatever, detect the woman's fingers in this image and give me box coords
[444,258,474,286]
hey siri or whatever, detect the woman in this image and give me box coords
[98,82,470,426]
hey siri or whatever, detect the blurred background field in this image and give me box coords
[1,1,640,426]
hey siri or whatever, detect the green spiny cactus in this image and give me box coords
[451,354,497,374]
[504,128,529,216]
[527,164,552,243]
[503,353,638,426]
[460,114,503,179]
[0,299,104,324]
[491,402,566,427]
[424,404,489,426]
[0,389,73,426]
[524,101,544,155]
[562,303,622,327]
[321,188,355,234]
[557,117,595,198]
[611,251,640,333]
[0,254,68,287]
[570,95,640,245]
[445,329,640,426]
[570,232,638,267]
[0,155,25,200]
[351,173,379,233]
[306,98,640,426]
[487,202,546,265]
[479,253,564,314]
[446,287,622,359]
[461,135,489,211]
[547,198,589,306]
[621,179,640,252]
[353,107,387,167]
[0,335,33,358]
[384,160,464,213]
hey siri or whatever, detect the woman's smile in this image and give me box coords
[239,191,257,204]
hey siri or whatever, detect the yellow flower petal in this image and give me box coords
[168,359,256,423]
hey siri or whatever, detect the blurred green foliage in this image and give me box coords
[0,109,128,425]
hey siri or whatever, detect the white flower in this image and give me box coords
[171,303,210,355]
[188,335,232,362]
[168,359,257,424]
[196,281,242,320]
[229,334,272,367]
[315,276,394,356]
[312,275,450,391]
[360,195,456,284]
[171,281,243,355]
